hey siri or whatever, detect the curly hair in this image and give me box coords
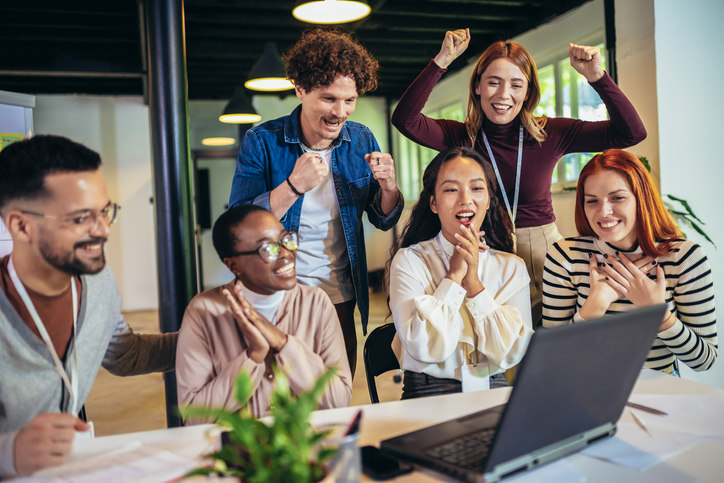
[284,28,378,95]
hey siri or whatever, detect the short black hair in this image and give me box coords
[0,135,102,212]
[212,204,267,260]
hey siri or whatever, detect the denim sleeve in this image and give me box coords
[228,130,271,210]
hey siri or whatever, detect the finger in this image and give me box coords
[600,262,631,289]
[655,265,666,289]
[222,288,246,319]
[603,276,626,295]
[589,254,599,274]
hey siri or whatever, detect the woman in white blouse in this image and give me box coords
[388,147,533,399]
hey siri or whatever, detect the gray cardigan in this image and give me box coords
[0,265,177,476]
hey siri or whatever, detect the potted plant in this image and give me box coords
[180,366,339,482]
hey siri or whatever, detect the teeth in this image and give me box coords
[456,212,474,221]
[600,221,619,228]
[275,262,294,275]
[492,104,511,110]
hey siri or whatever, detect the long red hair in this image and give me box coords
[575,149,682,257]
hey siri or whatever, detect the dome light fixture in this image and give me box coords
[219,88,262,124]
[292,0,371,24]
[244,42,294,92]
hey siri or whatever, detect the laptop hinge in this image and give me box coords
[483,423,617,482]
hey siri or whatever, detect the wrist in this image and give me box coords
[432,54,452,69]
[286,176,303,197]
[586,70,605,83]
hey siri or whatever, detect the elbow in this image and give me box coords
[390,107,405,132]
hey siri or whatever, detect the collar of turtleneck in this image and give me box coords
[481,116,520,141]
[232,279,287,325]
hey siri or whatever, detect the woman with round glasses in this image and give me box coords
[391,29,646,328]
[542,150,717,375]
[176,204,352,419]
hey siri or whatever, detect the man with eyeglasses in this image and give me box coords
[228,29,404,376]
[0,135,177,477]
[176,204,351,419]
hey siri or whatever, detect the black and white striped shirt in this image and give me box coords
[542,237,717,372]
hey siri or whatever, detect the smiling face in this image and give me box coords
[296,74,358,149]
[583,169,639,250]
[224,211,297,295]
[430,156,490,244]
[476,58,529,125]
[28,170,111,277]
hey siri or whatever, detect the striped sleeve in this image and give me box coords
[542,239,591,327]
[657,242,717,371]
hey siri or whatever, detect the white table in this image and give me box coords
[64,369,724,482]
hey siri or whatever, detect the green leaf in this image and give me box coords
[234,370,254,406]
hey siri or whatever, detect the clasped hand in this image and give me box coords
[223,283,288,363]
[446,224,486,297]
[588,252,665,311]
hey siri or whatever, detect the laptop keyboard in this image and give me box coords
[425,428,495,471]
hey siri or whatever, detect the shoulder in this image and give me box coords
[393,239,436,267]
[489,249,528,273]
[184,285,229,319]
[546,236,595,264]
[83,265,120,299]
[660,238,708,266]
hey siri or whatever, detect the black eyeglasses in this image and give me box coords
[228,231,299,263]
[21,202,121,230]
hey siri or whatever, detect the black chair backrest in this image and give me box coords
[363,323,400,403]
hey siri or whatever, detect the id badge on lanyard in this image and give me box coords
[8,257,80,415]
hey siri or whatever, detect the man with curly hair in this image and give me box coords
[229,29,403,376]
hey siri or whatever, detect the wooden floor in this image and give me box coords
[85,290,403,436]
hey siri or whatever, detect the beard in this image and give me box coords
[38,235,107,276]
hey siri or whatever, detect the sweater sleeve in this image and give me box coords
[557,72,647,154]
[390,60,467,151]
[464,276,533,370]
[542,240,581,327]
[0,430,18,477]
[175,306,264,419]
[389,251,467,363]
[275,297,352,410]
[657,243,718,371]
[101,317,177,376]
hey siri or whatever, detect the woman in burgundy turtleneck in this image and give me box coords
[391,28,646,327]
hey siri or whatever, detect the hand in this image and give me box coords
[14,413,89,475]
[477,230,489,252]
[454,225,485,297]
[579,254,620,320]
[569,43,604,83]
[433,28,471,69]
[233,284,288,353]
[601,252,666,307]
[364,152,398,193]
[288,152,329,194]
[223,285,270,363]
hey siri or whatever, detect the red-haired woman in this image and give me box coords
[391,29,647,327]
[542,149,717,375]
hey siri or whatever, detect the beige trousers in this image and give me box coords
[515,222,563,328]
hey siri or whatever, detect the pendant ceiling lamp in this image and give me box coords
[219,88,262,124]
[292,0,371,24]
[244,42,294,92]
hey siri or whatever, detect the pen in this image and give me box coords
[626,401,668,416]
[629,409,653,438]
[344,409,363,436]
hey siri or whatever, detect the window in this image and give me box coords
[394,102,464,201]
[535,43,607,188]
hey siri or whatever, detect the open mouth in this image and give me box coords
[323,118,343,128]
[492,103,512,114]
[273,261,295,276]
[456,211,475,226]
[598,220,621,229]
[75,240,105,255]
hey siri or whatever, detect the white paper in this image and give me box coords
[23,442,197,483]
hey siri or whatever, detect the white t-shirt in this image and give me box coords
[294,145,355,304]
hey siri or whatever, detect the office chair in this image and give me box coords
[363,322,400,403]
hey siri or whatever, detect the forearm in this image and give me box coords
[379,187,400,216]
[268,180,301,219]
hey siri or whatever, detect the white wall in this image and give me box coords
[34,95,158,312]
[652,0,724,388]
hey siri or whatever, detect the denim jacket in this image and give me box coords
[228,105,404,333]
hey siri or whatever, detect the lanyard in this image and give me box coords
[8,257,79,415]
[481,126,524,230]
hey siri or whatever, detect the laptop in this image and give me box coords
[380,304,667,482]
